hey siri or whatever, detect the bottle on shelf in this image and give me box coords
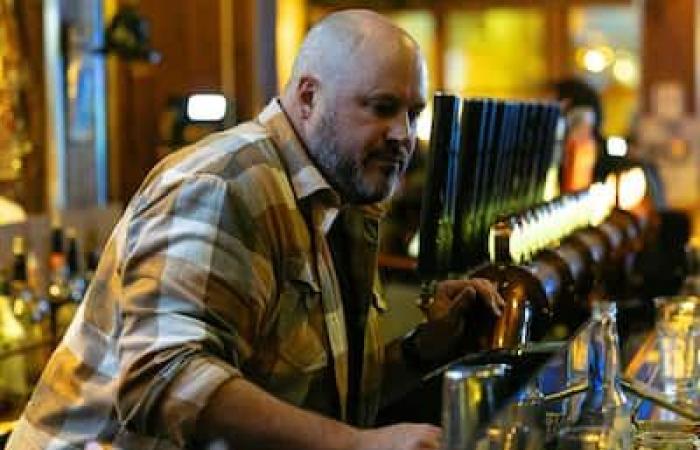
[8,236,50,385]
[0,272,30,416]
[46,223,70,342]
[55,228,86,337]
[84,228,101,286]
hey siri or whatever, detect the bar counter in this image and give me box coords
[428,299,700,450]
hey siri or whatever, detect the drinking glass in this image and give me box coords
[654,296,699,400]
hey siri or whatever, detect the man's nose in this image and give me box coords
[387,111,411,144]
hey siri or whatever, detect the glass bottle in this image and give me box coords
[558,301,631,449]
[0,274,30,416]
[589,302,626,421]
[56,228,85,337]
[9,236,51,384]
[47,225,70,342]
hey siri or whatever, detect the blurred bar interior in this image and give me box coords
[2,0,700,447]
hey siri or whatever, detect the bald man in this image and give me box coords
[8,10,503,450]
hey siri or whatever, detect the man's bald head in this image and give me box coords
[280,9,427,205]
[283,9,421,96]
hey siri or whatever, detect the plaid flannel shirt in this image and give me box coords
[8,99,388,449]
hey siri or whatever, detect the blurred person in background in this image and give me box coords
[560,106,598,192]
[555,78,605,192]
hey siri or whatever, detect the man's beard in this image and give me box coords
[307,112,400,204]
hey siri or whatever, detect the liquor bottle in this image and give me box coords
[67,228,87,301]
[84,228,100,285]
[47,224,70,341]
[10,236,31,319]
[8,236,50,384]
[55,228,85,337]
[0,272,30,415]
[48,223,67,283]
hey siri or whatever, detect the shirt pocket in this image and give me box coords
[277,279,327,372]
[265,261,328,405]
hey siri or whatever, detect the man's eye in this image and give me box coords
[372,102,399,117]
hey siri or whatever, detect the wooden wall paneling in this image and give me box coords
[113,0,223,203]
[13,0,46,213]
[642,0,696,114]
[120,63,159,203]
[256,0,279,107]
[107,55,122,204]
[182,0,222,90]
[545,2,570,86]
[220,0,237,104]
[233,0,256,121]
[229,0,280,121]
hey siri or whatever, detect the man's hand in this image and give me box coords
[414,278,505,363]
[425,278,504,322]
[352,423,442,450]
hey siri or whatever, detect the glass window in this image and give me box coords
[445,8,547,99]
[569,5,641,137]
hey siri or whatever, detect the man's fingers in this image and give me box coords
[434,278,505,317]
[467,278,505,316]
[452,286,476,313]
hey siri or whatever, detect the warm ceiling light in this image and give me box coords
[612,57,638,87]
[583,49,608,73]
[618,167,647,210]
[607,136,628,157]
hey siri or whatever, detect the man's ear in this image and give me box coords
[297,75,319,120]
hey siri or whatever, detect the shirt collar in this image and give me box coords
[257,99,339,205]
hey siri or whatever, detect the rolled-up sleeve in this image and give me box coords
[116,173,274,446]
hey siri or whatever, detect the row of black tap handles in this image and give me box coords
[418,94,562,278]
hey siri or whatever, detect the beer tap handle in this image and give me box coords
[541,381,589,403]
[619,376,700,422]
[452,99,488,271]
[418,94,460,279]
